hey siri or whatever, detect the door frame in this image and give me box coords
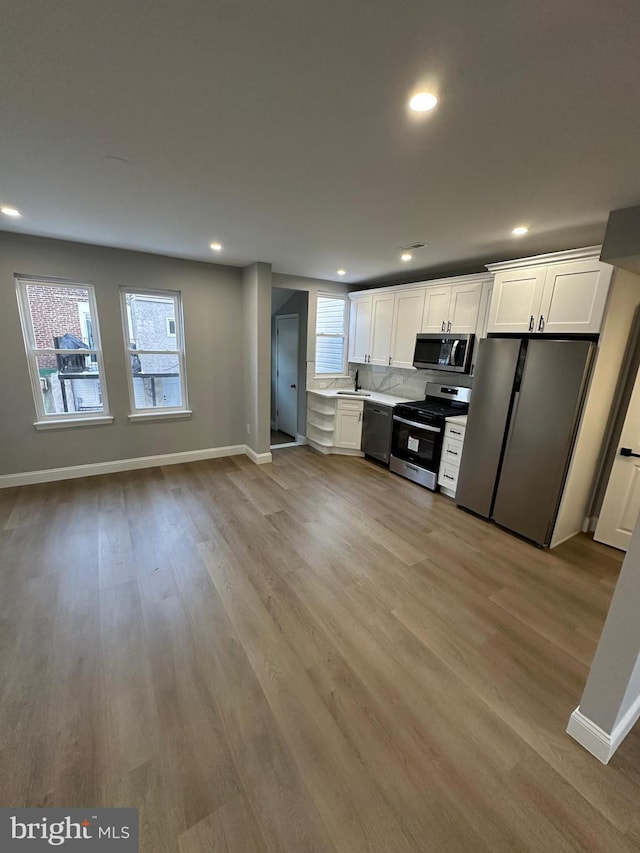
[275,313,299,438]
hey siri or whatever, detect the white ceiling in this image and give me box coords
[2,0,640,285]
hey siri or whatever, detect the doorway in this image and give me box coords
[595,361,640,550]
[274,314,298,443]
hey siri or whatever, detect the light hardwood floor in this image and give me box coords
[1,446,638,852]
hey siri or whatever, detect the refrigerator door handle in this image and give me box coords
[500,390,521,471]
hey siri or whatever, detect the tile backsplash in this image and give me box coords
[348,363,473,400]
[305,362,473,399]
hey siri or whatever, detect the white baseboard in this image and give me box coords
[0,443,271,488]
[567,696,640,763]
[296,433,307,445]
[244,446,273,465]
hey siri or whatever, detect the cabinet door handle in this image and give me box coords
[447,320,451,332]
[538,315,545,332]
[441,321,446,332]
[450,429,461,436]
[388,356,392,366]
[358,412,362,422]
[447,449,459,456]
[621,447,640,458]
[529,315,535,332]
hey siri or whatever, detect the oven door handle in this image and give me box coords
[393,415,441,433]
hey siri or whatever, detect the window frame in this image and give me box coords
[15,275,112,426]
[314,292,349,377]
[120,287,190,418]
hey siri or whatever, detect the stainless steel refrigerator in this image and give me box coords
[456,337,596,546]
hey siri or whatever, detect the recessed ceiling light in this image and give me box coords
[512,225,529,236]
[409,92,438,112]
[337,269,346,276]
[401,253,413,262]
[209,242,223,251]
[1,205,21,218]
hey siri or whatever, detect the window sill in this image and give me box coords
[313,374,352,381]
[128,409,192,422]
[34,416,114,431]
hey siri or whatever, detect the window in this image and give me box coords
[121,289,189,415]
[315,294,348,375]
[15,277,110,424]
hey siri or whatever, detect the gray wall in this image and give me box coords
[271,288,309,435]
[242,262,271,456]
[0,231,245,475]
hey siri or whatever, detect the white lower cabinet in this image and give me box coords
[335,402,363,449]
[438,419,467,498]
[306,393,364,454]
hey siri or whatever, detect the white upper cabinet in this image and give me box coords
[422,282,482,334]
[348,274,489,368]
[422,286,452,334]
[369,292,395,365]
[390,289,426,368]
[348,295,372,363]
[449,282,483,333]
[487,269,547,334]
[539,259,612,334]
[487,248,613,335]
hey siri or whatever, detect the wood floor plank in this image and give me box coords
[199,536,417,853]
[0,447,633,853]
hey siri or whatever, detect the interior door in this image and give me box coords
[348,296,372,363]
[369,293,395,365]
[595,364,640,550]
[422,286,451,333]
[391,289,425,368]
[276,314,298,438]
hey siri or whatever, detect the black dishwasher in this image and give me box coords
[362,401,393,465]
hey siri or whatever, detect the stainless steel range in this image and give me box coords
[390,383,471,490]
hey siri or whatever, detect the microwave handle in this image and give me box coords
[450,338,459,366]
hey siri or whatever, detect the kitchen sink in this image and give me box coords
[336,391,371,396]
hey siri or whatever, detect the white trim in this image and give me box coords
[567,696,640,763]
[0,444,270,488]
[121,287,189,415]
[296,433,307,445]
[244,446,273,465]
[34,416,114,430]
[567,708,613,763]
[128,409,192,422]
[347,271,492,299]
[15,276,111,423]
[486,245,603,273]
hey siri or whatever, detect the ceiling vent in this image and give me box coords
[398,242,427,251]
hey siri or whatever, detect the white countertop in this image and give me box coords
[307,388,411,407]
[445,414,468,426]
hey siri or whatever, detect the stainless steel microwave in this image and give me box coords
[413,333,475,373]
